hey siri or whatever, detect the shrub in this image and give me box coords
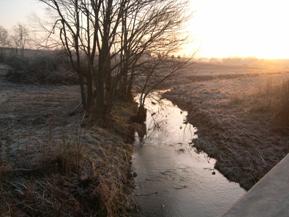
[3,52,78,85]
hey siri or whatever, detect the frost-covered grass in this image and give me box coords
[0,77,136,217]
[165,62,289,190]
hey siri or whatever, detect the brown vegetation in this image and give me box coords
[2,52,77,85]
[0,76,137,217]
[165,63,289,190]
[0,0,189,215]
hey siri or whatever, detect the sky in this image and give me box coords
[0,0,44,28]
[1,0,289,59]
[186,0,289,59]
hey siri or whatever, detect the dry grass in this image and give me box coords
[110,100,138,142]
[243,78,289,126]
[272,80,289,125]
[0,133,108,217]
[0,77,137,217]
[0,118,137,217]
[164,63,289,189]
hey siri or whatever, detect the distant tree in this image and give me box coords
[0,26,9,47]
[0,26,9,57]
[11,24,30,56]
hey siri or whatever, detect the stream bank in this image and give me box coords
[0,65,137,217]
[163,63,289,190]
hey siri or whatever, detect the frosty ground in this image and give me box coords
[165,61,289,190]
[0,64,136,217]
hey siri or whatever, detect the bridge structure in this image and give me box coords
[222,154,289,217]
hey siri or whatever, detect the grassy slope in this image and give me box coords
[0,75,137,217]
[165,63,289,190]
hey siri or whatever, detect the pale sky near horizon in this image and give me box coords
[1,0,289,59]
[0,0,43,28]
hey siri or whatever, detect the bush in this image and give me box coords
[4,55,29,71]
[2,52,78,85]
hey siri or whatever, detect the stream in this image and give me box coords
[133,91,245,217]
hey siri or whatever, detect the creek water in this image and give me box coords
[133,92,245,217]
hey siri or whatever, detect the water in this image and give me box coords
[133,92,245,217]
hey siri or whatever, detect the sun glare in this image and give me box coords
[184,0,289,59]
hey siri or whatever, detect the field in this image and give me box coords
[1,57,289,215]
[0,64,136,217]
[165,61,289,189]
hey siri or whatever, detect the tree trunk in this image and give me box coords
[135,105,147,123]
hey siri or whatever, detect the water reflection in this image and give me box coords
[135,123,147,143]
[133,91,245,217]
[137,93,197,145]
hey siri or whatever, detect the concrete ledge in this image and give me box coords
[222,154,289,217]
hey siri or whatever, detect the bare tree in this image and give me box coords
[11,24,30,56]
[0,26,9,47]
[0,26,9,57]
[39,0,189,124]
[117,0,189,121]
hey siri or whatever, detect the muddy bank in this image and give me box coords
[0,71,137,216]
[164,63,289,190]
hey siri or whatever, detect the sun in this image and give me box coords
[183,0,289,59]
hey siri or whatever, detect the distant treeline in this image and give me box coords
[0,48,78,85]
[197,57,289,68]
[0,47,57,59]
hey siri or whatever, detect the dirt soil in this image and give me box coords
[0,64,136,217]
[164,62,289,190]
